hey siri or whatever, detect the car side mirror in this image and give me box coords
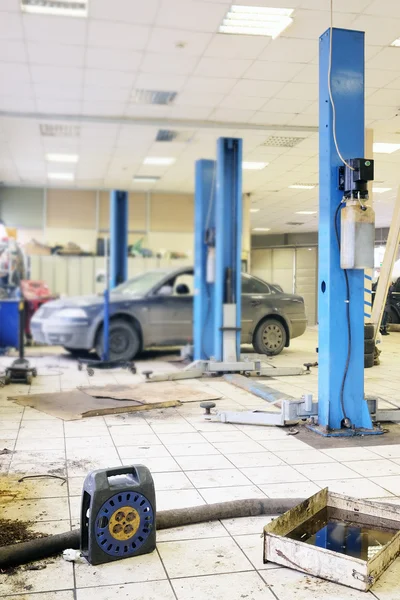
[157,285,173,297]
[176,283,190,295]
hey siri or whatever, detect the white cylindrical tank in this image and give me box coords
[340,201,375,269]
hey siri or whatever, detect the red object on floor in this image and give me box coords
[20,280,55,337]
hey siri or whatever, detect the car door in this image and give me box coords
[147,273,194,345]
[241,274,272,342]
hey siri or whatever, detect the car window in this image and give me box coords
[113,271,169,295]
[242,274,270,295]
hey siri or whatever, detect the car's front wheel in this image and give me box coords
[253,318,287,356]
[96,319,141,361]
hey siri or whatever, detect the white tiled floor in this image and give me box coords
[1,330,400,598]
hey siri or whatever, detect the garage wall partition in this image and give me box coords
[251,246,318,326]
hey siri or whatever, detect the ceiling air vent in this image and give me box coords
[156,130,178,142]
[21,0,88,17]
[133,90,177,106]
[286,221,304,226]
[155,129,194,143]
[263,136,306,148]
[40,124,80,138]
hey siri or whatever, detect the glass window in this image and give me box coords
[241,274,270,294]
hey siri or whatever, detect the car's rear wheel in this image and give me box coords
[253,318,287,356]
[96,319,140,362]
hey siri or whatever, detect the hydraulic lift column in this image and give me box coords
[110,190,128,289]
[317,28,375,434]
[193,159,216,360]
[214,138,243,363]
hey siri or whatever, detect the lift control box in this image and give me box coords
[80,465,156,565]
[338,158,374,199]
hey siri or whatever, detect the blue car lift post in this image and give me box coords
[146,138,305,383]
[308,27,383,436]
[202,28,400,429]
[78,190,136,377]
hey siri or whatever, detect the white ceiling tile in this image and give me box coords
[175,91,224,108]
[288,113,318,127]
[83,85,131,102]
[125,105,169,118]
[31,65,83,86]
[88,20,150,50]
[209,107,254,123]
[147,28,212,56]
[84,69,135,88]
[292,64,318,84]
[156,0,227,33]
[262,97,312,113]
[140,52,199,76]
[167,105,213,120]
[82,101,126,116]
[230,80,285,98]
[184,76,237,94]
[23,14,86,45]
[368,89,400,107]
[366,69,399,88]
[0,40,27,62]
[299,0,370,10]
[89,0,159,24]
[364,0,400,18]
[386,76,400,90]
[283,10,354,40]
[0,0,19,10]
[259,37,317,63]
[249,111,295,126]
[0,62,31,84]
[276,82,317,101]
[195,57,253,79]
[367,48,400,72]
[28,42,85,68]
[34,83,83,101]
[134,73,187,91]
[366,105,397,120]
[36,99,82,114]
[244,61,304,82]
[351,15,400,46]
[0,12,23,39]
[0,96,36,111]
[218,96,266,111]
[86,47,142,71]
[204,33,270,60]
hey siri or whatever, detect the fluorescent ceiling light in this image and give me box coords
[21,0,88,18]
[219,5,294,38]
[47,172,74,181]
[143,157,175,166]
[252,227,271,232]
[296,210,317,215]
[289,184,316,190]
[391,38,400,47]
[373,142,400,154]
[242,161,268,170]
[373,187,392,194]
[250,208,260,213]
[46,153,79,163]
[133,176,160,183]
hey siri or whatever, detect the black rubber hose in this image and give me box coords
[0,497,304,569]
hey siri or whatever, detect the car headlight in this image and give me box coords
[56,308,88,321]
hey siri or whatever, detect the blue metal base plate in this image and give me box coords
[306,424,385,437]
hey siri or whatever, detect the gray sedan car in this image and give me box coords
[31,267,307,360]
